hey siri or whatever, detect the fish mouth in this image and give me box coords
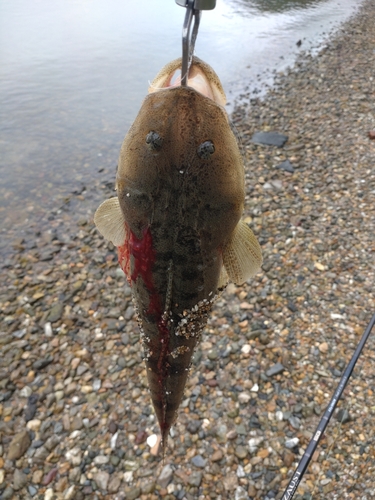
[149,56,227,107]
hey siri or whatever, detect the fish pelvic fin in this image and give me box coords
[94,197,126,246]
[222,220,262,284]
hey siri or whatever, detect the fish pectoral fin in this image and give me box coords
[222,220,262,285]
[94,197,126,246]
[218,265,229,290]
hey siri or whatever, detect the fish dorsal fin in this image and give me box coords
[222,220,262,285]
[94,197,126,247]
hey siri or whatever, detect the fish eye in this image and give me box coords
[146,131,162,151]
[197,140,215,159]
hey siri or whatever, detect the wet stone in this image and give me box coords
[336,408,351,423]
[157,464,173,488]
[191,455,207,468]
[24,395,38,422]
[28,485,38,496]
[47,303,64,322]
[0,486,14,500]
[188,471,203,487]
[266,363,285,377]
[95,470,109,491]
[7,430,31,460]
[13,468,28,491]
[276,159,294,173]
[251,131,288,147]
[235,445,248,459]
[207,348,219,360]
[33,356,54,371]
[108,475,121,493]
[125,487,141,500]
[235,485,250,500]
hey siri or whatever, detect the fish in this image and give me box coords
[94,56,262,448]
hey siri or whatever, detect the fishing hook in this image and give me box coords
[175,0,216,86]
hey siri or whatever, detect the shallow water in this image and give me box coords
[0,0,362,251]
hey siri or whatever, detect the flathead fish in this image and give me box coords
[94,56,262,447]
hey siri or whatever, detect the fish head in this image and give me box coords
[116,57,245,247]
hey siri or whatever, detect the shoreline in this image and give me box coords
[1,1,375,500]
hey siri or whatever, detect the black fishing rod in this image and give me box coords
[280,312,375,500]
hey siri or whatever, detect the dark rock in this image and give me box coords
[287,301,298,312]
[32,356,54,371]
[276,160,294,173]
[25,395,38,422]
[134,430,147,444]
[266,363,285,377]
[186,420,202,434]
[336,408,351,424]
[108,421,118,434]
[251,131,288,147]
[191,455,207,468]
[47,303,64,322]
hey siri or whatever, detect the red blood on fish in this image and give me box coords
[119,225,171,433]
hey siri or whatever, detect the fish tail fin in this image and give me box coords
[222,220,262,284]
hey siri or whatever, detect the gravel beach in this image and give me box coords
[1,0,375,499]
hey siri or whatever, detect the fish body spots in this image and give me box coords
[145,130,163,151]
[197,140,215,159]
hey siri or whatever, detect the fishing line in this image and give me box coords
[280,312,375,500]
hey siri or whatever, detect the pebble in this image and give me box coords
[47,303,64,322]
[13,469,28,491]
[276,159,294,173]
[43,489,54,500]
[19,386,32,398]
[211,449,223,462]
[191,455,207,468]
[7,430,31,460]
[0,487,14,500]
[335,408,351,423]
[285,438,300,449]
[28,485,38,496]
[188,471,203,487]
[95,470,110,491]
[266,362,285,377]
[248,436,264,453]
[157,464,173,488]
[26,419,41,432]
[251,131,288,147]
[64,485,76,499]
[108,475,121,493]
[235,485,250,500]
